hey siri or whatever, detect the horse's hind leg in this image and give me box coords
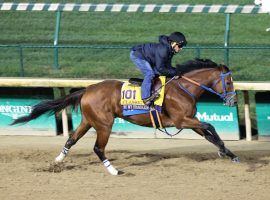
[55,117,91,163]
[193,122,239,162]
[93,125,120,175]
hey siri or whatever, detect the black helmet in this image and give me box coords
[168,32,187,47]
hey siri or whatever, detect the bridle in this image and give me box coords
[179,70,236,103]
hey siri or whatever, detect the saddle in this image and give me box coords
[121,76,166,128]
[128,77,163,97]
[120,76,166,116]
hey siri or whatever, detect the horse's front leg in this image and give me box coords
[178,117,239,162]
[193,122,239,162]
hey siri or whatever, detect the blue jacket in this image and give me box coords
[131,35,177,77]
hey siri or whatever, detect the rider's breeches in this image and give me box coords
[130,50,155,99]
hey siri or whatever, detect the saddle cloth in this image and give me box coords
[121,76,166,116]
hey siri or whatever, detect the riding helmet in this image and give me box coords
[168,32,187,47]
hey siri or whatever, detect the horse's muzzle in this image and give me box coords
[224,93,237,107]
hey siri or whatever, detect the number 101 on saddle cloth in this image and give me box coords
[120,76,166,116]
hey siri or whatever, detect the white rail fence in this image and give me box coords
[0,78,269,141]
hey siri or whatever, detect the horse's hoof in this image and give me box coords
[118,170,125,175]
[55,158,63,163]
[218,150,226,158]
[55,152,66,163]
[231,157,240,163]
[106,165,119,176]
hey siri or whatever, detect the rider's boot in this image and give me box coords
[143,93,160,106]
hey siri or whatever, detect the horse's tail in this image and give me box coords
[11,89,86,125]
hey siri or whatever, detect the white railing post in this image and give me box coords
[243,91,252,141]
[61,108,69,137]
[59,88,69,137]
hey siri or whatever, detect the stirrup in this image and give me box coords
[143,94,160,105]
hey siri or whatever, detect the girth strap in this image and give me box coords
[149,108,163,129]
[149,107,183,137]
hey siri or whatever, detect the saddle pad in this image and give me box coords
[120,76,166,107]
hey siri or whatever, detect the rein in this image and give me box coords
[157,127,183,137]
[180,72,236,101]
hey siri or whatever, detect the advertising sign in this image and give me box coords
[0,88,56,136]
[158,101,240,140]
[255,92,270,140]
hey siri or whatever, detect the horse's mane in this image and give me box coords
[176,58,220,75]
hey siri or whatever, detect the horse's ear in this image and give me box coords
[218,63,230,72]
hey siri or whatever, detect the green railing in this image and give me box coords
[1,44,270,77]
[0,3,269,77]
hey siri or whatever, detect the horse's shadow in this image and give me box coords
[106,149,270,172]
[37,149,270,173]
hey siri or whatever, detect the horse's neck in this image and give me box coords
[181,68,218,98]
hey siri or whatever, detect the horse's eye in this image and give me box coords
[226,82,231,86]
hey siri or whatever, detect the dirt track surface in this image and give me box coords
[0,135,270,200]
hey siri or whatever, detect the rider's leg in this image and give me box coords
[141,69,155,100]
[130,51,155,100]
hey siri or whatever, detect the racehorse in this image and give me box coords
[11,58,239,175]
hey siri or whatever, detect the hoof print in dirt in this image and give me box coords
[48,163,65,173]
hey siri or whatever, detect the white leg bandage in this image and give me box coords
[55,152,66,163]
[55,147,69,163]
[103,159,118,175]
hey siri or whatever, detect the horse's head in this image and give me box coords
[211,65,237,107]
[176,58,237,106]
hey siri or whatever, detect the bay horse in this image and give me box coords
[11,58,239,175]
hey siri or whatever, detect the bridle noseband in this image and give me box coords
[202,71,236,99]
[180,70,236,103]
